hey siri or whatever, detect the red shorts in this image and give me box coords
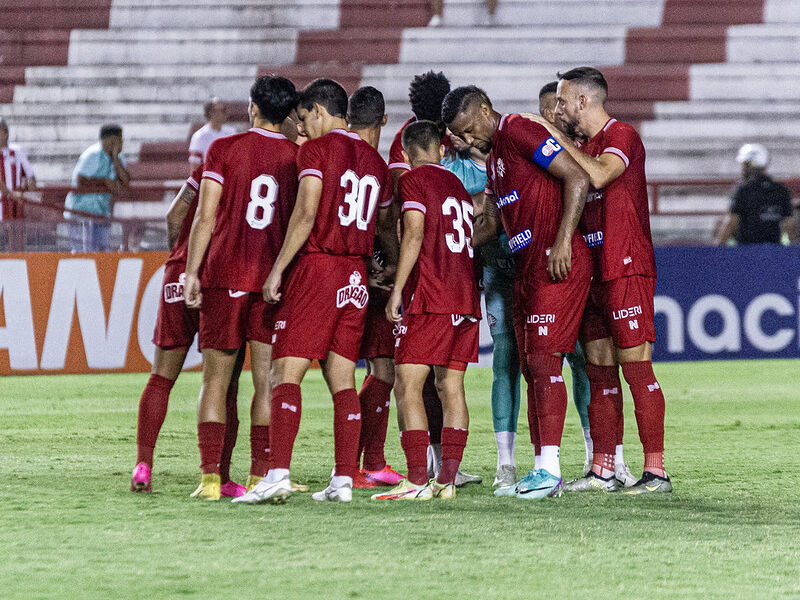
[581,275,656,348]
[359,288,396,360]
[152,262,199,349]
[394,312,479,370]
[272,253,368,362]
[199,287,276,350]
[522,252,591,355]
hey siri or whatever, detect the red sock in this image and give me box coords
[520,352,540,451]
[614,390,624,447]
[358,375,392,472]
[250,424,270,478]
[198,421,226,474]
[333,388,361,479]
[644,452,666,478]
[422,373,442,445]
[268,383,302,471]
[219,385,239,484]
[585,364,619,456]
[592,451,615,478]
[401,429,430,485]
[528,354,568,447]
[437,427,468,485]
[622,361,666,472]
[136,374,175,467]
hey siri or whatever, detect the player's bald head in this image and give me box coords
[557,66,608,105]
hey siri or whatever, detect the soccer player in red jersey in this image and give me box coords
[372,120,481,501]
[130,166,245,497]
[444,85,592,500]
[388,71,482,486]
[183,76,299,501]
[346,86,405,489]
[529,67,670,494]
[239,79,395,504]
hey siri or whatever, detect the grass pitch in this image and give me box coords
[3,361,799,599]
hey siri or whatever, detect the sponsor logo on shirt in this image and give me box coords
[496,189,520,208]
[164,272,185,304]
[496,158,506,178]
[526,313,556,324]
[583,230,604,248]
[336,271,368,309]
[508,229,532,253]
[612,305,642,321]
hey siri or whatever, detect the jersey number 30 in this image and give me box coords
[443,196,474,257]
[339,170,380,231]
[246,174,278,230]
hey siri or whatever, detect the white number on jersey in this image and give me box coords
[442,196,474,258]
[339,170,380,231]
[246,174,278,230]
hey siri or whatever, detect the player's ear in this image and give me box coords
[438,144,445,161]
[401,149,410,165]
[381,114,388,127]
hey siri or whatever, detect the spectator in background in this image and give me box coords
[428,0,497,26]
[716,143,797,245]
[187,98,236,174]
[64,124,130,252]
[0,118,36,221]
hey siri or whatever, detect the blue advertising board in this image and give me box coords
[653,245,800,361]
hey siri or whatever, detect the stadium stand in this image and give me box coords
[0,0,798,243]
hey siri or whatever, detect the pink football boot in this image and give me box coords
[219,480,247,498]
[131,463,152,492]
[364,465,405,486]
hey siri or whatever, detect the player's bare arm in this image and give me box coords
[472,191,502,246]
[544,150,590,283]
[165,184,195,250]
[520,112,625,190]
[263,175,322,303]
[375,205,399,285]
[386,209,424,323]
[183,178,222,308]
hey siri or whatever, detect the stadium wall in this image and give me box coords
[1,247,798,375]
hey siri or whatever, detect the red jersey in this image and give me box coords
[200,128,298,291]
[399,163,480,317]
[388,117,416,174]
[578,118,655,281]
[166,164,202,267]
[485,114,587,284]
[297,128,391,257]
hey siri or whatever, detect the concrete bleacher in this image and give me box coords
[2,0,799,243]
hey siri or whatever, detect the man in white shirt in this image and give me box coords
[0,118,36,221]
[187,98,236,174]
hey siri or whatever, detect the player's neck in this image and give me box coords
[409,157,440,169]
[323,117,350,136]
[583,110,613,139]
[252,118,282,134]
[350,127,381,150]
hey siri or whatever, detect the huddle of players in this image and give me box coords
[131,65,670,503]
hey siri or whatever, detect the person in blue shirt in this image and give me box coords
[64,124,130,252]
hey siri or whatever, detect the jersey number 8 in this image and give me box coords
[339,170,380,231]
[246,174,278,230]
[443,196,474,257]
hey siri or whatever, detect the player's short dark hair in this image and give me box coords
[409,71,451,123]
[99,124,122,139]
[250,75,297,124]
[441,85,492,126]
[297,78,348,119]
[539,81,558,101]
[347,86,385,129]
[557,67,608,100]
[203,97,222,120]
[401,120,441,155]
